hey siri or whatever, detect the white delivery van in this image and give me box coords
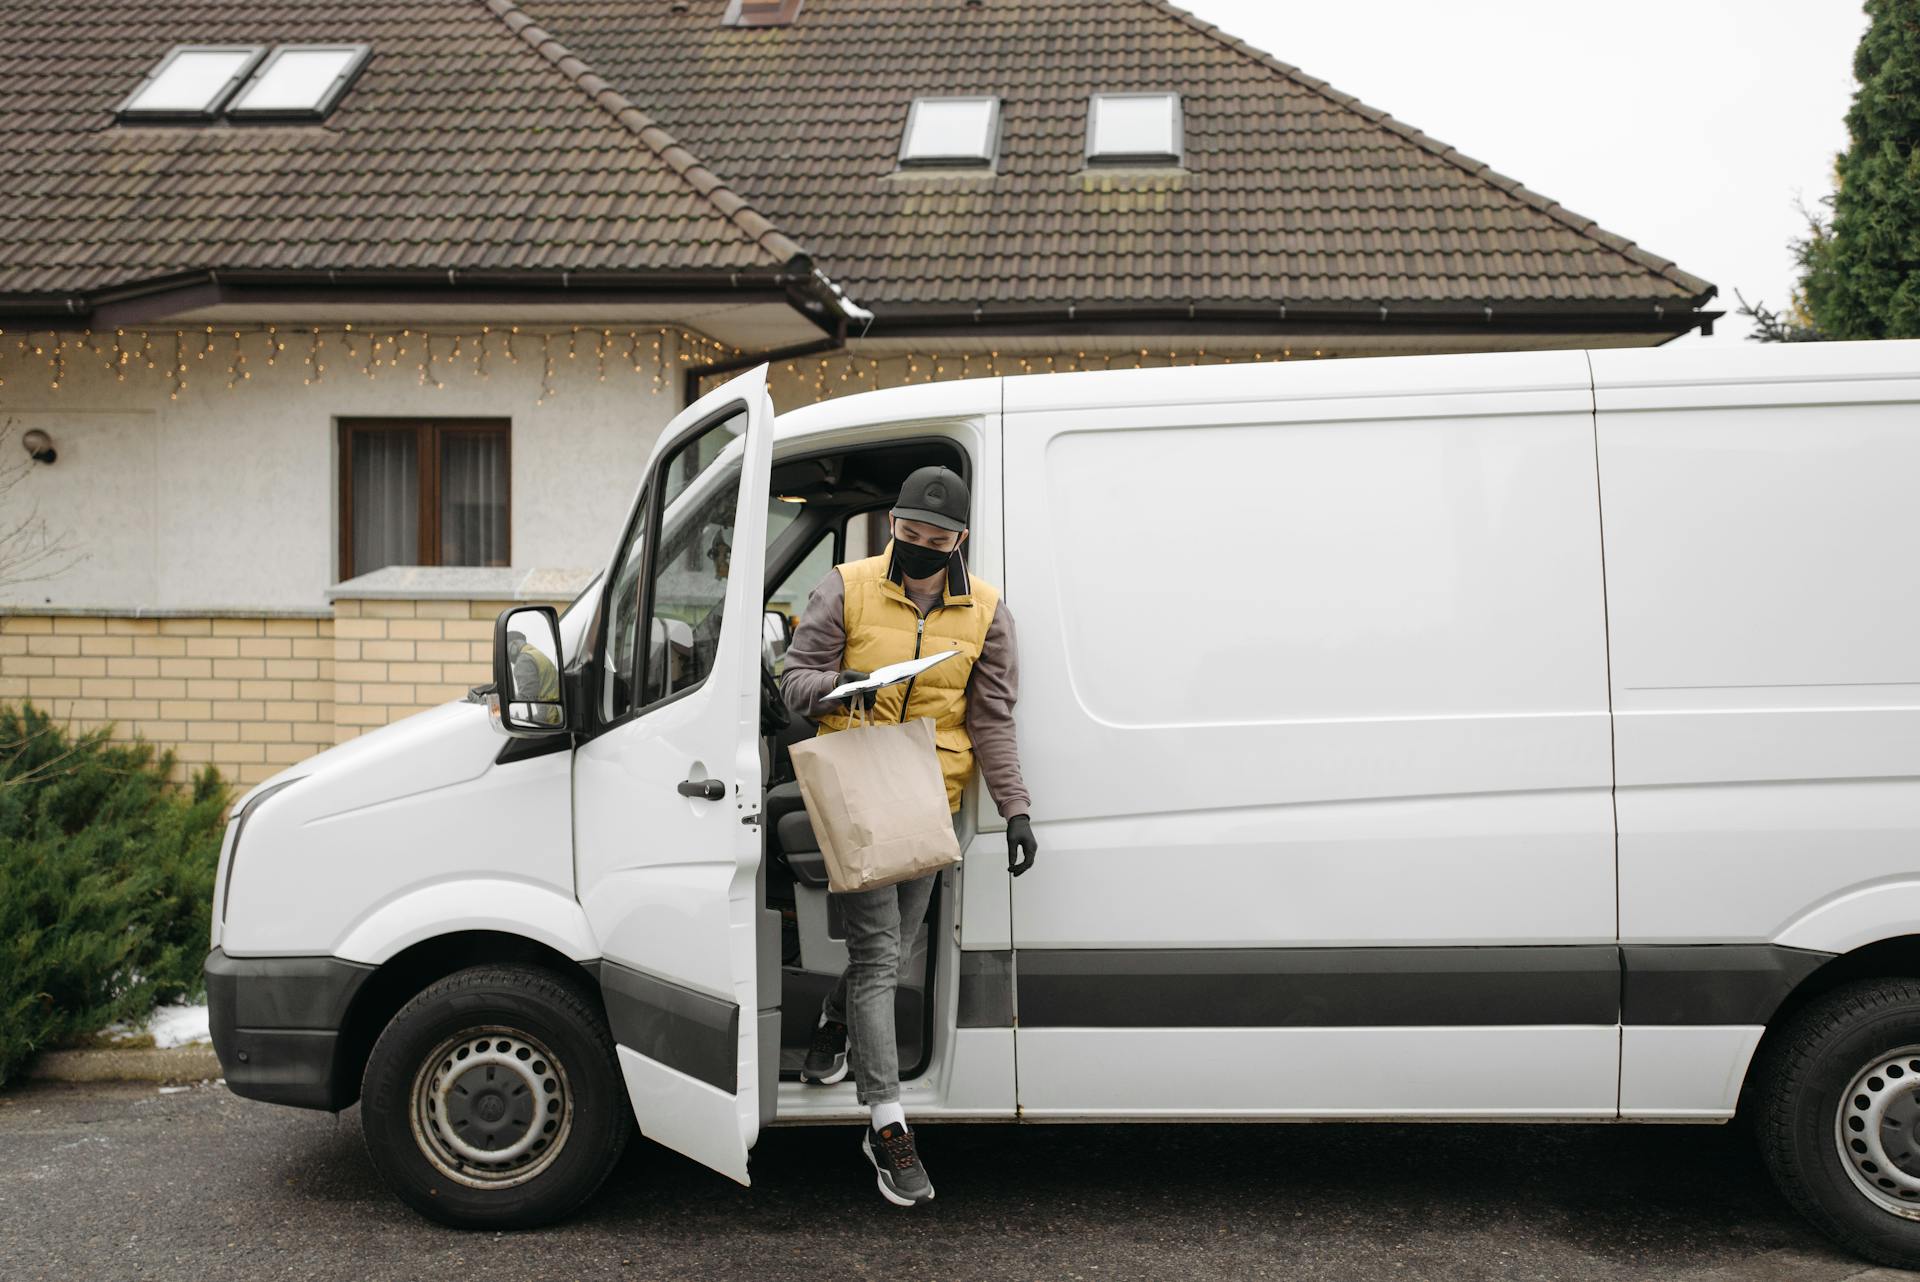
[207,339,1920,1265]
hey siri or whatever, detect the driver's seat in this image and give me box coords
[765,779,830,889]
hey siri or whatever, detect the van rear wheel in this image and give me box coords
[361,964,630,1229]
[1754,977,1920,1269]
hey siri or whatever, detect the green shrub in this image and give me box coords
[0,700,230,1086]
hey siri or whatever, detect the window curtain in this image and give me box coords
[350,430,418,576]
[440,432,508,567]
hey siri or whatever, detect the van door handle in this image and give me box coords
[677,777,726,801]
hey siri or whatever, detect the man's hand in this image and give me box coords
[1006,814,1037,876]
[835,668,878,712]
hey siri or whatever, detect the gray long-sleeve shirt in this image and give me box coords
[780,567,1031,819]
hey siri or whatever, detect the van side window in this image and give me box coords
[601,409,747,721]
[764,525,835,674]
[599,508,648,722]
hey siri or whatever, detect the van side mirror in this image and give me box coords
[763,609,791,658]
[491,605,568,737]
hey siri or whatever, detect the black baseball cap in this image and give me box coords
[892,465,969,532]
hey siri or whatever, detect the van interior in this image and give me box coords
[756,435,971,1087]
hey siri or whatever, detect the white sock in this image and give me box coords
[870,1101,907,1132]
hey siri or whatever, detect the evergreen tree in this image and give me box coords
[1801,0,1920,338]
[0,702,229,1085]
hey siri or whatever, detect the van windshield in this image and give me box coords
[558,570,601,624]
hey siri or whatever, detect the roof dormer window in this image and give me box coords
[116,45,266,119]
[899,96,1000,169]
[226,44,370,119]
[1087,92,1183,167]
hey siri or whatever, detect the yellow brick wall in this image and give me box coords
[328,597,566,744]
[330,598,500,744]
[0,596,572,797]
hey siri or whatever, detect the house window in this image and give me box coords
[339,419,510,578]
[900,96,1001,168]
[116,45,267,119]
[226,44,371,119]
[1087,92,1183,166]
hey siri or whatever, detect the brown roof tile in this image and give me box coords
[514,0,1713,312]
[0,0,1713,329]
[0,0,803,298]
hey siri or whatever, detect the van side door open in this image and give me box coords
[571,366,777,1184]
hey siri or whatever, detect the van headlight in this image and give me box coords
[219,776,304,924]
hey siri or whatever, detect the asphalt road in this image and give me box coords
[1,1080,1916,1282]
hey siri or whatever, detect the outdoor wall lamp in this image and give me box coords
[20,428,55,464]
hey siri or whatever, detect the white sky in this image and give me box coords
[1175,0,1871,343]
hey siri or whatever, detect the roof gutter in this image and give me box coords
[853,295,1723,340]
[0,263,855,337]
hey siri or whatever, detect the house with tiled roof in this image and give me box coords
[0,0,1716,786]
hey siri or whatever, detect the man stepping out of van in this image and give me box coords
[781,464,1038,1206]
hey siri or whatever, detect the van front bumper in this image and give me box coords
[204,947,377,1111]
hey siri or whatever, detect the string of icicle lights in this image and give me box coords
[715,344,1329,402]
[0,324,1331,405]
[0,324,738,403]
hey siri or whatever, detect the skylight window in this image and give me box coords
[117,45,266,119]
[900,97,1001,168]
[226,44,370,118]
[1087,92,1184,166]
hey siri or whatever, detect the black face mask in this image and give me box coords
[892,535,953,580]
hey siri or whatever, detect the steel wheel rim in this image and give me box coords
[1834,1042,1920,1219]
[409,1024,574,1190]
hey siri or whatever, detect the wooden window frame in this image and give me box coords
[338,418,512,579]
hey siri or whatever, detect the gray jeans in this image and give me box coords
[820,870,938,1105]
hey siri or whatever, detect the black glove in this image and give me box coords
[835,668,878,712]
[1006,814,1038,877]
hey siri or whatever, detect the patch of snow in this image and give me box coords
[98,1001,212,1048]
[146,1002,211,1048]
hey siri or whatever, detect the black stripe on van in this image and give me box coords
[600,961,739,1093]
[1007,944,1834,1029]
[1622,944,1831,1025]
[1013,946,1620,1028]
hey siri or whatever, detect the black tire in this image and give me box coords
[360,963,631,1229]
[1753,977,1920,1268]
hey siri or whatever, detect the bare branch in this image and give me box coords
[0,415,87,594]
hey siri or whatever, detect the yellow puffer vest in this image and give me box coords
[814,542,1001,812]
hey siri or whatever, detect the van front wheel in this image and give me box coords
[360,964,631,1229]
[1755,977,1920,1269]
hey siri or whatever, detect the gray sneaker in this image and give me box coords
[862,1122,934,1206]
[799,1016,848,1084]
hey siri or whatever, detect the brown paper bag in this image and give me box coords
[788,708,963,894]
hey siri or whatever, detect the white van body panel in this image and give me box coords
[999,348,1620,1116]
[217,700,575,958]
[1002,348,1613,946]
[1776,880,1920,957]
[1016,1027,1621,1118]
[1595,341,1920,957]
[1619,1026,1767,1118]
[332,873,597,966]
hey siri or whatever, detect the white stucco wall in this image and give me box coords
[0,326,697,612]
